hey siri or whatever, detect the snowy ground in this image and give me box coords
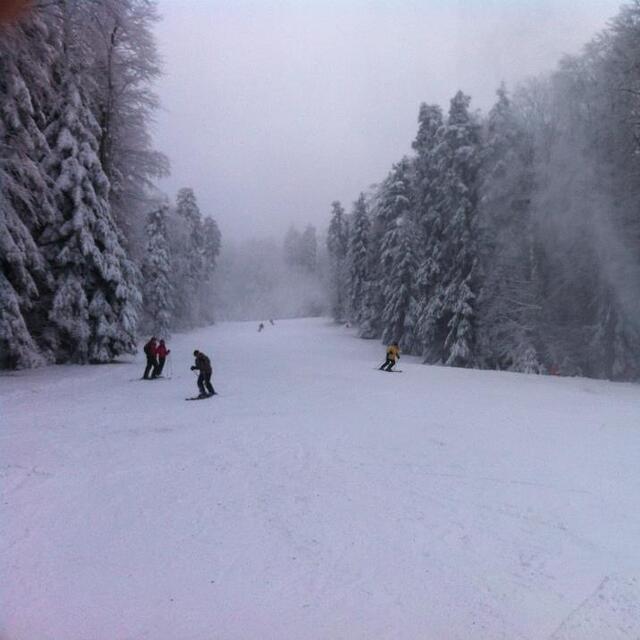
[2,318,640,639]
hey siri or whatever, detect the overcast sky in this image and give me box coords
[153,0,622,242]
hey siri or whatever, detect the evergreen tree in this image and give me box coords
[202,216,222,277]
[41,17,140,363]
[141,204,173,338]
[374,158,415,344]
[0,8,59,367]
[0,194,46,368]
[381,219,419,351]
[412,103,444,251]
[171,187,204,327]
[326,201,349,322]
[347,193,370,325]
[411,103,444,354]
[417,91,481,367]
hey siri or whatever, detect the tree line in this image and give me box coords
[0,0,221,369]
[327,1,640,381]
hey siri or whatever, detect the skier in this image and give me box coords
[269,319,275,326]
[142,337,158,379]
[258,322,264,332]
[191,349,216,397]
[379,342,400,372]
[153,339,171,378]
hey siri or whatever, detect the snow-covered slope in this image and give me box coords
[2,318,640,639]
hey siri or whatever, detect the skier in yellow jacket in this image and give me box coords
[379,342,400,371]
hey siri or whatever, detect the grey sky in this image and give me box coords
[153,0,622,242]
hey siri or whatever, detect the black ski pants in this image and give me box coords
[198,370,215,395]
[154,357,166,378]
[380,358,396,371]
[144,355,157,379]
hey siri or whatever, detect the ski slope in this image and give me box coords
[2,318,640,639]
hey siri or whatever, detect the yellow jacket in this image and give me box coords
[387,345,400,361]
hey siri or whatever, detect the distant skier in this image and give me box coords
[153,339,171,378]
[143,337,158,379]
[379,342,400,372]
[191,349,216,397]
[258,322,265,332]
[269,319,275,326]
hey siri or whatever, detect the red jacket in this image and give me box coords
[144,340,157,357]
[156,344,170,358]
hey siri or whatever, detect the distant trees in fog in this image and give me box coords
[328,2,640,381]
[212,229,325,322]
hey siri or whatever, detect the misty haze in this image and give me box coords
[2,0,640,638]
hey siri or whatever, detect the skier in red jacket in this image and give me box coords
[153,339,171,378]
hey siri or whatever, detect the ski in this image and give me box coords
[185,393,217,401]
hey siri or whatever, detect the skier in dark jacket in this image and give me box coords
[153,339,171,378]
[143,337,158,379]
[191,350,216,397]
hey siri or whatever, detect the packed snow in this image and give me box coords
[2,318,640,639]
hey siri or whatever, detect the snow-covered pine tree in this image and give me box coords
[418,91,482,367]
[0,192,46,368]
[374,158,416,346]
[41,5,140,363]
[326,201,349,322]
[141,204,173,338]
[202,216,222,276]
[347,194,370,326]
[411,103,444,354]
[476,85,542,373]
[199,215,222,325]
[171,187,205,326]
[380,218,419,351]
[0,10,59,367]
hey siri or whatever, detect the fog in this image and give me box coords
[212,237,326,321]
[152,0,621,242]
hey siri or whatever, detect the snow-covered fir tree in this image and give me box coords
[417,91,481,367]
[326,201,349,322]
[347,194,370,325]
[168,187,221,328]
[411,103,444,354]
[41,12,140,363]
[202,216,222,276]
[171,187,205,327]
[380,218,419,351]
[0,11,58,367]
[0,192,46,368]
[141,204,173,338]
[371,158,415,345]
